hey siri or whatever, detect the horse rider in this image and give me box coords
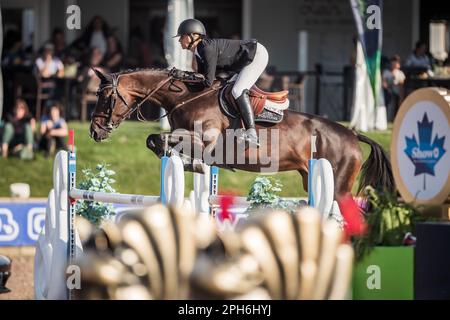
[174,18,269,148]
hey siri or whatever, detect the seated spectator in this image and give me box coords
[51,28,68,60]
[102,36,123,73]
[78,47,106,93]
[404,41,433,74]
[1,30,32,117]
[35,43,65,78]
[39,102,68,157]
[383,55,406,121]
[72,16,110,56]
[1,98,35,159]
[1,30,28,71]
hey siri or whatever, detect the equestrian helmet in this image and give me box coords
[174,19,206,37]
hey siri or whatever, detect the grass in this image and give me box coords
[0,121,392,198]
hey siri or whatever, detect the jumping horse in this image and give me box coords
[89,68,394,200]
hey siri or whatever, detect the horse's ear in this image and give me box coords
[92,67,110,83]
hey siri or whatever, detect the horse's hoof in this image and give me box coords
[146,135,155,148]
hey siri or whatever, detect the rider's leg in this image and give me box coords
[232,43,269,147]
[234,89,256,143]
[1,123,14,158]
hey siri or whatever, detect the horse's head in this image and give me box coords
[90,68,180,142]
[90,68,138,141]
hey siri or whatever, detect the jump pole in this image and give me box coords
[67,130,76,300]
[308,134,317,207]
[159,134,170,205]
[209,166,219,216]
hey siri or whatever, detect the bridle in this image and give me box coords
[93,69,221,132]
[93,73,173,132]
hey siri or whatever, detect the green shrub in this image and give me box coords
[353,186,427,261]
[245,176,305,215]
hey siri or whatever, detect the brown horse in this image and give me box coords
[89,68,394,199]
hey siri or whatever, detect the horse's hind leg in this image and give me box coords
[298,155,361,201]
[334,152,363,199]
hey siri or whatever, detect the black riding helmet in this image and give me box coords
[173,19,206,49]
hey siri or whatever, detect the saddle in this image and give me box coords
[168,68,289,124]
[219,83,289,124]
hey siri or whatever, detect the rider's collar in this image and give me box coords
[194,47,201,59]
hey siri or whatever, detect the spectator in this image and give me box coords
[77,48,107,118]
[38,102,68,157]
[51,28,68,60]
[72,16,110,56]
[102,36,123,73]
[1,30,32,119]
[1,30,28,70]
[78,47,106,93]
[1,98,35,159]
[35,43,64,78]
[383,55,406,121]
[404,41,433,72]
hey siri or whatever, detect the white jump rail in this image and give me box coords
[69,189,160,206]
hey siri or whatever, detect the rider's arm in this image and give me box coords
[200,44,218,87]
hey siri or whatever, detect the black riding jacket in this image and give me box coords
[195,38,258,87]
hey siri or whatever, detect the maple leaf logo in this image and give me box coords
[404,113,446,189]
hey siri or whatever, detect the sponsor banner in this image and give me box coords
[391,88,450,205]
[0,202,137,246]
[0,202,46,246]
[0,201,248,246]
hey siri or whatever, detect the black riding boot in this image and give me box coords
[235,89,259,148]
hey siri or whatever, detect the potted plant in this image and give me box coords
[75,164,117,226]
[352,186,426,300]
[245,176,306,215]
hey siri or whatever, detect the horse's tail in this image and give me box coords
[356,133,395,195]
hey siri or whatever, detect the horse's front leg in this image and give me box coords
[147,132,207,173]
[202,127,222,167]
[170,131,208,173]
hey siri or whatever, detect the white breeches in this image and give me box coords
[231,43,269,99]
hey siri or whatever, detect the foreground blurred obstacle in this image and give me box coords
[34,135,349,300]
[77,205,353,300]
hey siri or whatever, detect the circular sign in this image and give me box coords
[391,87,450,205]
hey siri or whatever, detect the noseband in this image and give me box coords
[93,73,173,132]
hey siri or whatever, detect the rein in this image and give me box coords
[94,74,173,131]
[94,69,222,130]
[163,85,220,124]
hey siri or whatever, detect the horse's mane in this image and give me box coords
[114,68,169,77]
[112,67,210,93]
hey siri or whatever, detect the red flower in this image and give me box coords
[338,195,367,241]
